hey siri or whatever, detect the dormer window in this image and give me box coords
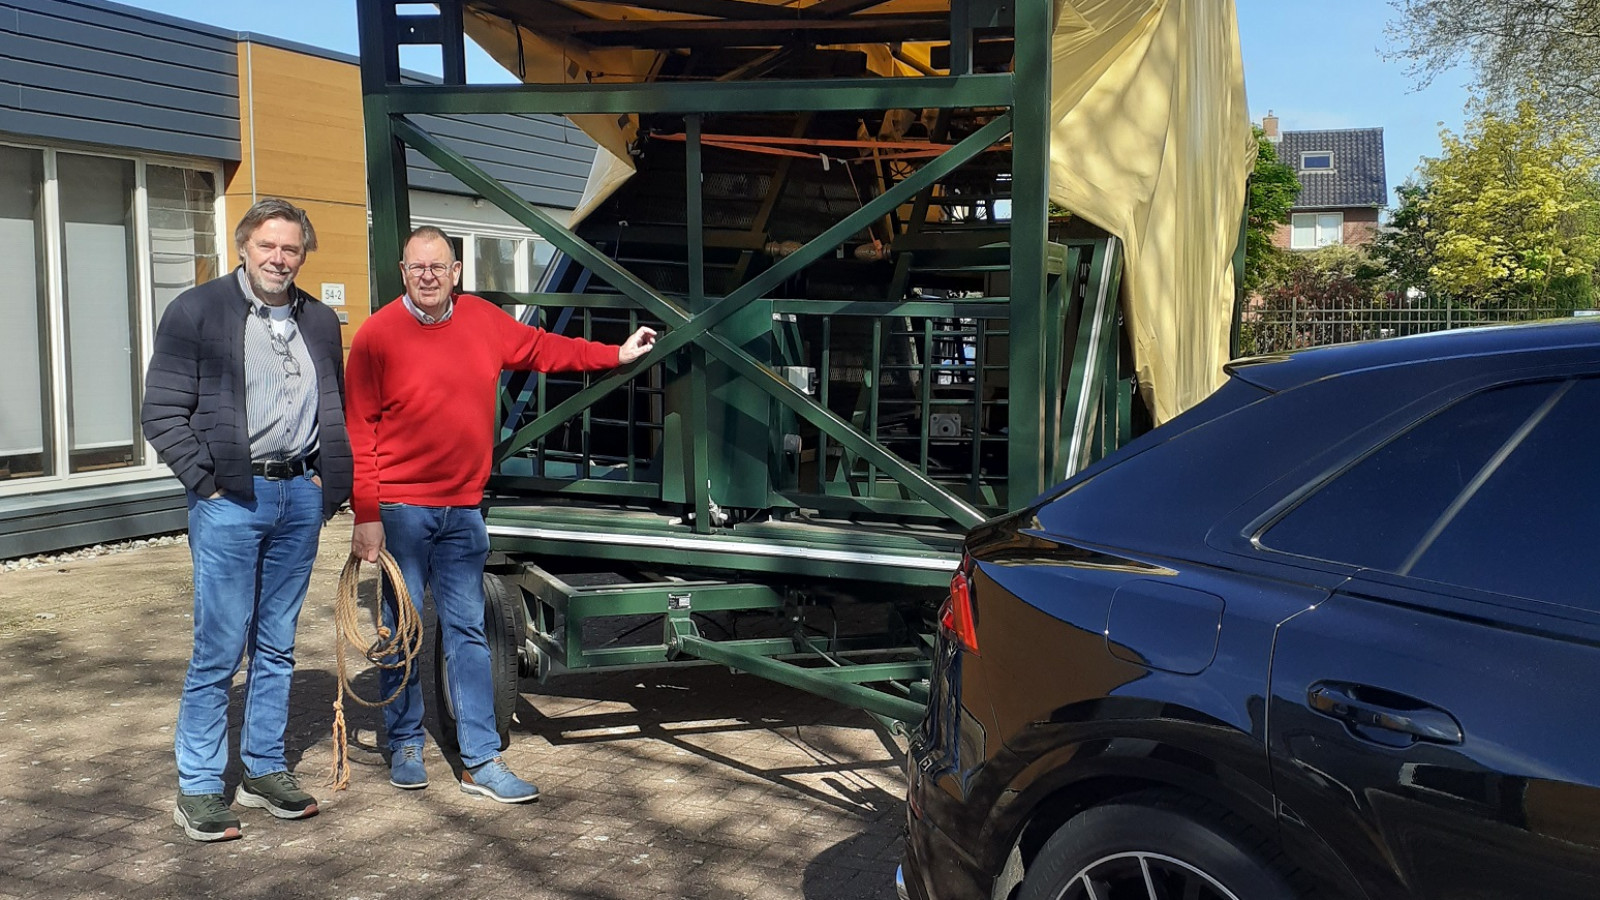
[1301,151,1334,172]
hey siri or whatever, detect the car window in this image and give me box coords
[1406,377,1600,610]
[1261,380,1565,573]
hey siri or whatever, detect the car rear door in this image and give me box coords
[1261,374,1600,899]
[1270,583,1600,899]
[1260,373,1600,896]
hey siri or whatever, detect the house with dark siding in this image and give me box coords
[0,0,596,557]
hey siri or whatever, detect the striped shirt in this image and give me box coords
[238,268,319,463]
[402,292,454,324]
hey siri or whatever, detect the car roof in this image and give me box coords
[1225,318,1600,393]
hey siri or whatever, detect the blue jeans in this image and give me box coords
[176,474,322,795]
[377,504,501,767]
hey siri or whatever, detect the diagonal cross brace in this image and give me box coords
[391,114,1008,527]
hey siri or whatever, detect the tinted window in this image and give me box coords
[1408,377,1600,609]
[1262,380,1562,571]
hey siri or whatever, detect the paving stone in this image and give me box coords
[0,513,907,899]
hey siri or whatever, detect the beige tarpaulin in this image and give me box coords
[462,0,1251,422]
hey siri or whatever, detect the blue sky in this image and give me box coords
[116,0,1473,200]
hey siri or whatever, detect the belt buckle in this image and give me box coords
[261,460,291,479]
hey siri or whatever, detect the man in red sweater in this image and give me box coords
[347,226,656,802]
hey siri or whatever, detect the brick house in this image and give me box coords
[1263,114,1387,250]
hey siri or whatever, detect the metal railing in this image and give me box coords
[1238,300,1590,357]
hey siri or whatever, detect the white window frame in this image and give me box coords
[0,138,225,499]
[1299,151,1334,173]
[1290,211,1344,250]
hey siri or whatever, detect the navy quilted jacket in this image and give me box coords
[140,270,353,519]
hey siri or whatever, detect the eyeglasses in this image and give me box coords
[269,329,302,378]
[403,263,455,278]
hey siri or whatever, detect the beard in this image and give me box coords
[249,267,292,299]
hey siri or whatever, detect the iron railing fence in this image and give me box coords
[1238,300,1591,357]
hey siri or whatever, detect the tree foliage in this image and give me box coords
[1370,181,1444,303]
[1388,0,1600,127]
[1241,246,1386,354]
[1242,127,1299,294]
[1414,100,1600,307]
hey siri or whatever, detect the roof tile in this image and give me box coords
[1278,127,1387,209]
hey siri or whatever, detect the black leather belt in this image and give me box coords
[251,458,308,479]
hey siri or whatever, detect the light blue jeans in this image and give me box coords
[377,504,502,767]
[176,474,322,795]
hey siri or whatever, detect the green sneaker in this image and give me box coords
[237,770,319,820]
[174,793,242,842]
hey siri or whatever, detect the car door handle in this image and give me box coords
[1307,683,1464,745]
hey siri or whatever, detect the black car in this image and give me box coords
[899,319,1600,900]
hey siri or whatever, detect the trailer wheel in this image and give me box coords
[435,573,524,753]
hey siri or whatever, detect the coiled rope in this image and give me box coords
[328,550,423,790]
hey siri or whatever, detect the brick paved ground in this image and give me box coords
[0,514,906,900]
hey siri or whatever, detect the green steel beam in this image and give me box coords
[1063,240,1124,475]
[355,0,400,89]
[396,110,1006,399]
[1042,266,1071,483]
[532,638,908,674]
[480,291,646,310]
[785,661,930,684]
[391,116,686,330]
[377,75,1013,116]
[356,0,409,306]
[1007,0,1053,506]
[670,631,925,723]
[491,533,955,587]
[395,113,1011,525]
[769,299,1012,318]
[685,115,714,533]
[568,587,783,618]
[435,0,466,85]
[486,475,660,497]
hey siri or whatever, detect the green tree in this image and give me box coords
[1418,99,1600,308]
[1371,181,1444,304]
[1242,126,1299,294]
[1388,0,1600,129]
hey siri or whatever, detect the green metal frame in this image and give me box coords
[517,562,929,724]
[355,0,1158,724]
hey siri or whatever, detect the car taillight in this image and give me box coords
[938,557,979,654]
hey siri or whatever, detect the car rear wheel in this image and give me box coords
[1019,792,1305,900]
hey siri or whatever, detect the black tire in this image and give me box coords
[1018,792,1305,900]
[434,573,524,753]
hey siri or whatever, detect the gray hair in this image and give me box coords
[234,198,318,253]
[405,225,456,261]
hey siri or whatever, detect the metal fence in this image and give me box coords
[1237,300,1592,357]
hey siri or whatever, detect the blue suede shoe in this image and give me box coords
[460,757,539,803]
[389,745,429,790]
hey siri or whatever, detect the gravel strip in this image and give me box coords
[0,533,188,572]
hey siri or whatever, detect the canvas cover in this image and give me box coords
[461,0,1252,422]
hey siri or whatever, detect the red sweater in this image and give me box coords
[346,294,620,523]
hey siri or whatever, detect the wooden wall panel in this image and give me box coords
[229,40,370,348]
[223,38,598,347]
[235,43,366,206]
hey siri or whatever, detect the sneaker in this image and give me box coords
[459,757,539,804]
[236,770,319,820]
[174,792,242,842]
[389,745,429,790]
